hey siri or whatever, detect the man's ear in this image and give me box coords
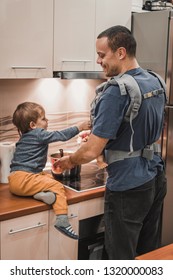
[29,121,36,129]
[117,47,126,60]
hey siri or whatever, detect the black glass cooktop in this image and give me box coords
[51,161,107,192]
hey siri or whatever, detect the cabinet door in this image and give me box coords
[0,0,53,78]
[78,197,104,220]
[49,204,78,260]
[1,211,49,260]
[54,0,95,71]
[94,0,132,70]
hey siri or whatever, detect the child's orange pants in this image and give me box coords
[8,171,67,215]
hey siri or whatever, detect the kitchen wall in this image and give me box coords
[0,78,103,158]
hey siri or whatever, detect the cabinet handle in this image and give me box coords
[61,60,91,63]
[68,214,78,219]
[11,66,46,69]
[8,222,46,235]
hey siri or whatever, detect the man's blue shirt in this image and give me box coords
[92,67,165,191]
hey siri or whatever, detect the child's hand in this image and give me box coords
[77,121,91,131]
[77,130,91,144]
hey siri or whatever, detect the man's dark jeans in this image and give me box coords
[104,171,167,260]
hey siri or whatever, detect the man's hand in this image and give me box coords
[53,155,75,172]
[54,133,109,171]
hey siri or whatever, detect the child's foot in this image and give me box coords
[54,214,79,239]
[33,191,56,205]
[97,161,108,169]
[96,155,108,169]
[54,224,79,239]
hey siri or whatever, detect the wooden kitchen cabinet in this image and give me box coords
[94,0,132,71]
[0,211,49,260]
[0,0,53,78]
[0,0,132,78]
[53,0,95,72]
[48,197,104,260]
[49,204,79,260]
[53,0,132,72]
[0,197,104,260]
[95,0,132,34]
[78,197,104,220]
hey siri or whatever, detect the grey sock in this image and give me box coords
[33,191,56,205]
[55,214,70,228]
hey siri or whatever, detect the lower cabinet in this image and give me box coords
[48,198,104,260]
[0,197,104,260]
[49,204,79,260]
[78,197,104,220]
[0,211,49,260]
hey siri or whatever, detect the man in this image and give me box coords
[57,26,167,259]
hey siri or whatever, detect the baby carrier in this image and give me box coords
[90,70,167,164]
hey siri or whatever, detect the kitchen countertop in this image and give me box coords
[0,183,105,221]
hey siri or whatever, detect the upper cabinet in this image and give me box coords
[0,0,132,78]
[0,0,53,78]
[95,0,132,34]
[94,0,132,70]
[53,0,96,72]
[54,0,132,72]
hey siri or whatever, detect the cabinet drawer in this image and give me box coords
[78,197,104,220]
[1,211,49,260]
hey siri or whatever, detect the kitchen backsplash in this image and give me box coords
[0,78,103,157]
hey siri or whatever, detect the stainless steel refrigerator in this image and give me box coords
[132,9,173,246]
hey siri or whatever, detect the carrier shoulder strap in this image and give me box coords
[103,74,142,153]
[95,70,167,153]
[94,71,166,153]
[104,70,167,119]
[107,74,142,122]
[146,69,167,103]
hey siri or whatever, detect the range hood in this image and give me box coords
[53,71,106,79]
